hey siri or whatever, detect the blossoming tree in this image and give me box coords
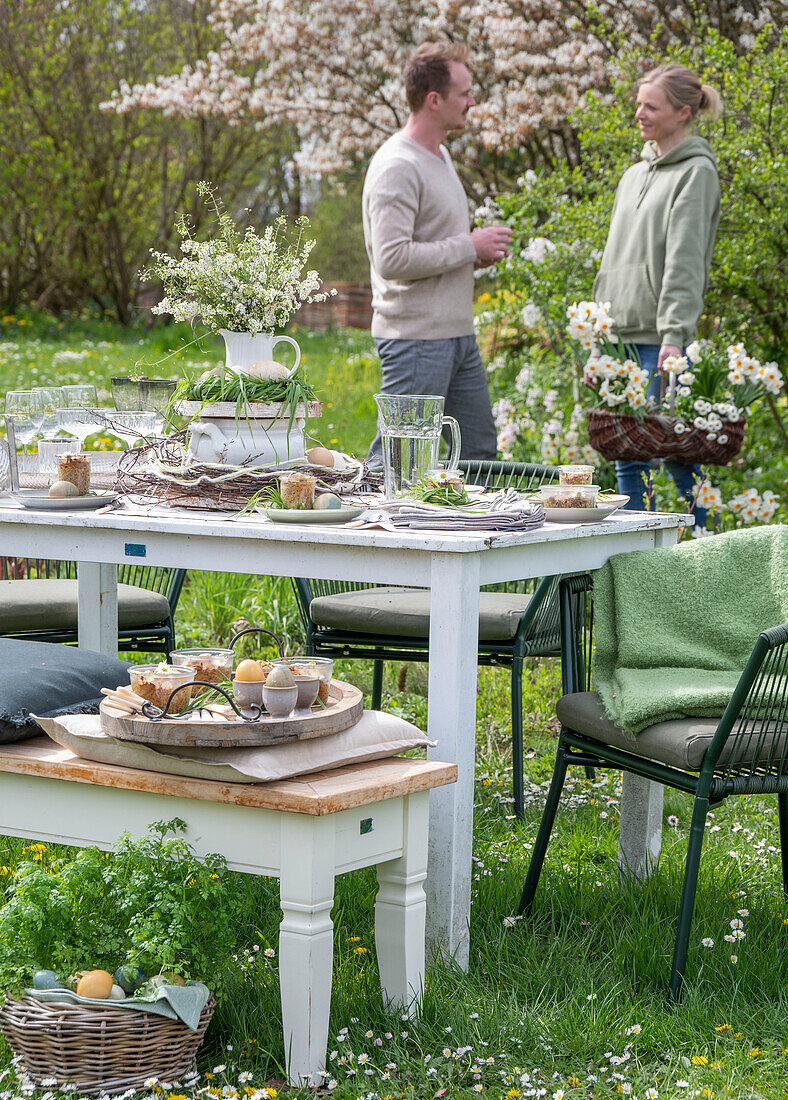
[104,0,781,198]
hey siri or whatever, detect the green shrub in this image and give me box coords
[0,819,236,995]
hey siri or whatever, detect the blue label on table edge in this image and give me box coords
[125,543,146,558]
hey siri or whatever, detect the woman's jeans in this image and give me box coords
[615,345,707,527]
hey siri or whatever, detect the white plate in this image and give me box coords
[542,495,629,524]
[264,505,364,524]
[11,491,119,512]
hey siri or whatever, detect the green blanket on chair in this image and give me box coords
[593,524,788,735]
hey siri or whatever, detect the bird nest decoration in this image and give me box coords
[114,431,382,512]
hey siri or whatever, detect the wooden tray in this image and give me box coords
[177,401,322,419]
[99,679,362,748]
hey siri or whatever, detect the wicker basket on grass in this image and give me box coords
[586,408,746,465]
[0,994,215,1094]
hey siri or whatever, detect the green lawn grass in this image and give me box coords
[2,316,788,1099]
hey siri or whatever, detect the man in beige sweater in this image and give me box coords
[363,42,512,464]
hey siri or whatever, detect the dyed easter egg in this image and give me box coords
[48,480,79,499]
[109,984,126,1000]
[265,664,295,688]
[114,963,147,995]
[306,446,334,468]
[234,659,266,682]
[314,492,343,510]
[76,969,113,999]
[32,969,65,990]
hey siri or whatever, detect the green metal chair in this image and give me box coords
[517,572,788,1000]
[292,460,563,819]
[0,558,187,656]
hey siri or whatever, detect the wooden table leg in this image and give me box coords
[77,561,118,656]
[278,814,336,1086]
[375,790,429,1016]
[424,552,481,970]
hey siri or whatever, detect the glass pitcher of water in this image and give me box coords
[374,394,461,498]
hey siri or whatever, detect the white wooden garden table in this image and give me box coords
[0,501,687,966]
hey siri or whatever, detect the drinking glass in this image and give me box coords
[110,377,141,412]
[31,386,64,440]
[61,384,98,409]
[140,378,177,435]
[56,406,103,446]
[58,384,101,445]
[5,390,44,452]
[39,438,79,476]
[101,410,156,447]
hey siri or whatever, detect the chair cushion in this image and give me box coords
[310,586,533,641]
[0,580,171,633]
[557,691,787,771]
[0,638,130,744]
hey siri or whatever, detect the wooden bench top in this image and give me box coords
[0,737,457,816]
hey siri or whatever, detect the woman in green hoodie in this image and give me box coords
[593,64,722,524]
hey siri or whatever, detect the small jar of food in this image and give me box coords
[557,464,595,486]
[170,648,235,685]
[538,484,600,509]
[279,472,317,509]
[129,663,195,713]
[57,453,91,495]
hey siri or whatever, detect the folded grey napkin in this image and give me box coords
[26,981,211,1031]
[357,490,545,532]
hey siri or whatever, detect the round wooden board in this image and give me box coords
[99,679,362,748]
[177,401,322,419]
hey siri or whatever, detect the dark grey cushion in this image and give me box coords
[0,580,170,633]
[0,638,130,743]
[310,586,533,641]
[557,691,786,771]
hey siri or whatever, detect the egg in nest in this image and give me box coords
[306,446,335,468]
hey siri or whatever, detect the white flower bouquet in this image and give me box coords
[567,301,651,415]
[664,341,783,444]
[567,301,784,465]
[144,182,333,334]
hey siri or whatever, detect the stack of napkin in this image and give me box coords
[356,490,545,533]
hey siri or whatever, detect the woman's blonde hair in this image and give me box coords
[640,63,723,121]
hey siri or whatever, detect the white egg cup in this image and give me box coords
[262,684,298,717]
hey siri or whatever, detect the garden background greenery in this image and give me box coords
[1,4,788,1099]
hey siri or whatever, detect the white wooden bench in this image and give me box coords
[0,738,456,1085]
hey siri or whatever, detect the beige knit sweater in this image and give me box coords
[362,133,477,340]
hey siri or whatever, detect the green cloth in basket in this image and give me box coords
[593,524,788,735]
[26,980,210,1031]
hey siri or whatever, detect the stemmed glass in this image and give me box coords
[61,384,98,409]
[31,386,64,440]
[58,384,100,446]
[5,391,44,453]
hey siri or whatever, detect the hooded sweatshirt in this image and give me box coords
[593,136,720,348]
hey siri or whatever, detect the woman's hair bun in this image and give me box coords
[698,83,724,121]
